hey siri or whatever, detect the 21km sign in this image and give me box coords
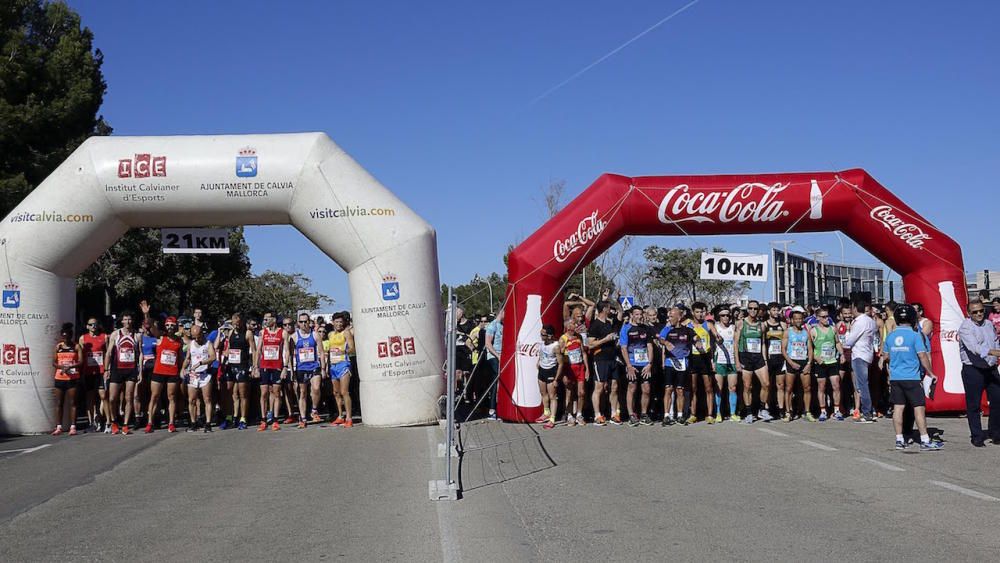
[700,252,768,282]
[161,228,230,254]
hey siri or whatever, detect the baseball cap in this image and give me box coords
[165,316,178,325]
[792,306,806,313]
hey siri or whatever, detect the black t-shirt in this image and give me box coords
[660,325,697,367]
[588,318,618,362]
[621,323,652,366]
[455,319,474,356]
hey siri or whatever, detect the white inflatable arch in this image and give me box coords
[0,133,444,433]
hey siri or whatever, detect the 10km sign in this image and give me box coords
[700,252,768,282]
[161,228,230,254]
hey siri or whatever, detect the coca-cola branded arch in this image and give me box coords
[498,169,967,422]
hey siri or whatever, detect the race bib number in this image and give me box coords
[716,339,734,364]
[118,348,135,364]
[298,347,316,363]
[837,334,847,345]
[669,357,687,370]
[820,343,835,362]
[328,348,345,364]
[567,348,583,365]
[262,345,280,361]
[161,350,177,366]
[768,340,782,356]
[227,349,242,364]
[630,347,649,365]
[87,352,103,367]
[746,338,761,354]
[790,341,808,361]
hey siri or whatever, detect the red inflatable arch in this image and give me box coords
[498,169,968,422]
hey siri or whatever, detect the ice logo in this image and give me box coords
[2,282,20,309]
[236,147,258,178]
[381,273,399,301]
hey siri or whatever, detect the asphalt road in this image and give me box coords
[2,415,999,562]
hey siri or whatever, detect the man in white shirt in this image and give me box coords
[958,299,1000,447]
[845,296,877,423]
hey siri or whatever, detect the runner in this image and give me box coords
[146,316,183,433]
[712,307,740,422]
[134,301,157,429]
[103,310,141,435]
[182,324,216,432]
[764,302,788,419]
[256,312,284,431]
[835,305,855,419]
[326,313,354,427]
[559,319,589,426]
[659,305,700,426]
[687,302,715,424]
[536,324,562,429]
[222,313,256,430]
[80,317,108,432]
[619,307,653,427]
[735,300,772,423]
[289,312,326,428]
[454,307,474,408]
[781,307,814,421]
[587,301,618,426]
[51,323,82,436]
[811,306,844,421]
[280,316,297,423]
[883,304,942,451]
[484,309,504,421]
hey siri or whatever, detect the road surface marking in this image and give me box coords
[798,440,837,452]
[929,480,1000,502]
[857,457,905,472]
[0,444,51,456]
[757,428,789,437]
[427,427,462,562]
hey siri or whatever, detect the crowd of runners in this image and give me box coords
[455,291,1000,450]
[49,301,358,436]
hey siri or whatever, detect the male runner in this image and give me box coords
[289,312,327,428]
[587,301,618,426]
[560,319,589,426]
[222,313,256,430]
[687,302,715,424]
[781,307,814,421]
[620,306,653,427]
[763,302,788,418]
[103,311,141,434]
[659,305,700,426]
[811,306,844,421]
[735,300,772,423]
[182,324,216,432]
[80,317,108,432]
[257,312,285,431]
[536,324,562,429]
[883,304,942,451]
[280,316,297,423]
[835,305,855,419]
[712,306,739,422]
[327,313,355,427]
[146,316,183,433]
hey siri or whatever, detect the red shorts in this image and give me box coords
[567,363,586,383]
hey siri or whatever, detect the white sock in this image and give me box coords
[920,434,930,444]
[895,434,904,442]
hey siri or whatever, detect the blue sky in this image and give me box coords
[69,0,999,307]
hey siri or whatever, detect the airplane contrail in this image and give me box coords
[528,0,704,106]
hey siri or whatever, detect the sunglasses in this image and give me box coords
[747,307,758,311]
[87,323,96,327]
[818,315,829,319]
[719,313,731,317]
[298,320,309,324]
[970,309,985,314]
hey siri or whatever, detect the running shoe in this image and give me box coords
[707,416,716,425]
[204,422,213,433]
[640,414,653,426]
[343,420,353,428]
[284,416,296,424]
[111,423,120,435]
[595,415,607,426]
[51,427,63,436]
[543,420,555,430]
[895,440,907,450]
[103,424,112,435]
[851,409,861,421]
[919,441,943,452]
[714,413,723,423]
[331,417,346,426]
[265,411,274,425]
[68,426,77,436]
[782,412,791,423]
[805,413,817,422]
[677,418,689,426]
[628,414,640,427]
[534,414,550,424]
[297,420,307,429]
[167,423,176,433]
[144,423,154,434]
[610,414,623,426]
[818,411,828,422]
[487,410,498,421]
[258,422,268,432]
[854,414,875,424]
[686,415,697,425]
[238,420,248,430]
[121,426,131,435]
[833,411,845,421]
[311,412,322,424]
[730,414,741,422]
[742,414,755,424]
[576,413,586,426]
[661,416,672,427]
[186,425,196,433]
[96,421,105,433]
[565,414,575,427]
[758,410,773,422]
[272,422,280,431]
[218,420,230,431]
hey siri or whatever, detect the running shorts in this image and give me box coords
[739,353,766,372]
[839,360,852,375]
[688,354,713,376]
[537,365,558,383]
[330,361,351,380]
[150,374,177,385]
[187,370,212,389]
[295,369,321,384]
[715,363,737,377]
[767,357,786,375]
[813,363,839,379]
[610,360,627,381]
[664,367,689,388]
[225,366,251,383]
[592,360,614,383]
[259,368,282,386]
[890,380,925,408]
[567,363,586,383]
[785,361,807,376]
[455,351,473,372]
[108,368,139,384]
[54,379,77,391]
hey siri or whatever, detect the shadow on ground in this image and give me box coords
[456,420,556,493]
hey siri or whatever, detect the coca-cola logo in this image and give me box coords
[869,205,931,249]
[517,342,539,357]
[940,330,959,343]
[657,182,791,224]
[553,211,607,263]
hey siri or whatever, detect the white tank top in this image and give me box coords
[539,341,560,369]
[715,323,736,365]
[189,340,211,373]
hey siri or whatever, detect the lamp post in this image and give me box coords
[807,251,827,304]
[473,273,495,314]
[770,240,794,304]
